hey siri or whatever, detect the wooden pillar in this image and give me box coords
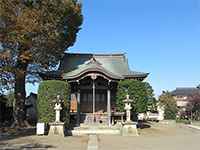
[91,74,97,124]
[92,79,95,123]
[76,82,80,126]
[107,81,111,127]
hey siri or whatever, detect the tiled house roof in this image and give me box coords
[171,87,200,97]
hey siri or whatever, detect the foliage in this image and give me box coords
[0,92,15,107]
[159,91,178,120]
[0,0,83,64]
[5,92,15,107]
[0,51,15,95]
[0,95,7,103]
[186,94,200,121]
[0,0,82,126]
[37,80,70,125]
[147,97,158,112]
[176,118,191,124]
[116,79,155,113]
[0,0,83,78]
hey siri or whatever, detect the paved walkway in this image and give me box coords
[87,134,98,150]
[187,124,200,130]
[98,124,200,150]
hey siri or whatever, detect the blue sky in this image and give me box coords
[27,0,200,97]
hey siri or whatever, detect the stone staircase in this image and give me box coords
[68,113,122,136]
[71,123,122,136]
[80,113,109,125]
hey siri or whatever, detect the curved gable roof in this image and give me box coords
[60,52,148,80]
[62,57,123,80]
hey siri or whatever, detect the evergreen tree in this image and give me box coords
[0,0,83,127]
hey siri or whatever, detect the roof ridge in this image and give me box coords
[176,87,198,89]
[93,53,125,56]
[65,52,125,56]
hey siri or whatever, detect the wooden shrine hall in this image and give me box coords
[41,52,148,127]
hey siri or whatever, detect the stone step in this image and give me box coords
[80,123,108,128]
[70,128,121,136]
[80,113,109,125]
[75,121,123,129]
[87,134,98,150]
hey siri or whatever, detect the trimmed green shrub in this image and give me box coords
[116,79,155,113]
[176,118,191,124]
[37,80,70,125]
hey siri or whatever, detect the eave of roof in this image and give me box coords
[62,58,123,80]
[38,52,149,81]
[60,52,149,80]
[123,71,149,79]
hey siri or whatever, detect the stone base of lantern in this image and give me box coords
[48,122,65,137]
[121,121,138,136]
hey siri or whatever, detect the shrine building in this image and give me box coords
[41,52,149,127]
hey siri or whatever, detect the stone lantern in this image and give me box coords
[123,95,133,123]
[54,95,62,122]
[121,94,138,136]
[49,95,65,136]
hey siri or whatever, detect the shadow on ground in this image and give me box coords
[137,121,151,129]
[0,127,36,141]
[0,127,56,149]
[0,142,55,150]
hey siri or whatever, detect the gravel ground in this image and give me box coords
[1,123,200,150]
[98,123,200,150]
[0,135,88,150]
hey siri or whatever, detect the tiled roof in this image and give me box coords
[60,52,148,80]
[171,87,200,96]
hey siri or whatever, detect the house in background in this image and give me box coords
[171,85,200,112]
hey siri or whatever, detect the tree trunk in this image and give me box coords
[13,68,26,127]
[9,40,34,128]
[12,52,30,128]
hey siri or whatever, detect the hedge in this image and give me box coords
[37,80,70,125]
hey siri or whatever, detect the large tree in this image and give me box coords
[0,0,83,127]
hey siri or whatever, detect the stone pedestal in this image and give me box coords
[121,121,138,136]
[48,122,65,137]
